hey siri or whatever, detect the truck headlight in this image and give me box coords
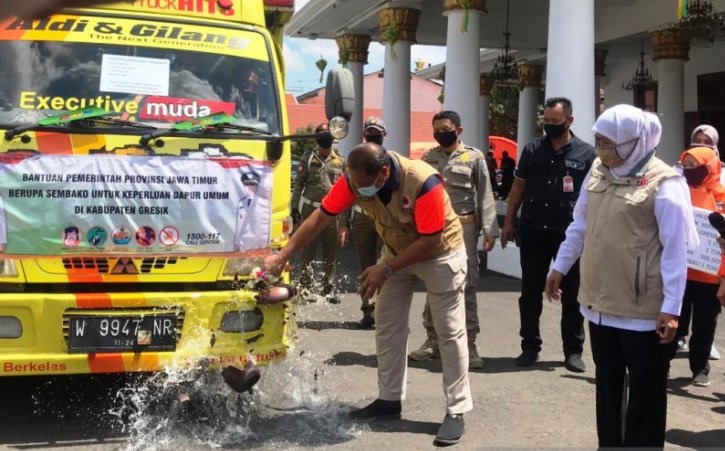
[0,316,22,338]
[220,309,263,333]
[223,257,265,277]
[0,260,18,277]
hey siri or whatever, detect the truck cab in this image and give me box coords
[0,0,349,385]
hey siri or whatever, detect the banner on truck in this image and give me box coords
[0,153,271,255]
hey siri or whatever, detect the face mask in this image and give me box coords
[357,173,383,197]
[434,130,458,148]
[364,134,384,146]
[543,121,569,139]
[683,165,708,186]
[316,133,334,149]
[596,147,625,168]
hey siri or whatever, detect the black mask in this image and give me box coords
[683,165,708,187]
[315,133,334,149]
[544,122,569,139]
[434,130,458,148]
[365,134,384,146]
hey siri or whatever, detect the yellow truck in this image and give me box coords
[0,0,352,391]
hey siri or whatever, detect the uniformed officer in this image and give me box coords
[235,169,268,251]
[291,123,346,303]
[410,110,498,369]
[345,117,386,329]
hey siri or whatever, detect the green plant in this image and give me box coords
[381,22,402,60]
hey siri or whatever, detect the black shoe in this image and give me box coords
[348,399,401,420]
[564,353,586,373]
[516,350,539,367]
[434,414,465,446]
[356,315,375,330]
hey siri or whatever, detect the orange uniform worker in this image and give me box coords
[264,143,472,446]
[676,146,725,386]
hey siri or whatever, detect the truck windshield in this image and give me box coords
[0,38,280,134]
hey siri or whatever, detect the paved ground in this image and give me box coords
[1,270,724,450]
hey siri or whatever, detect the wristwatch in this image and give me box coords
[382,262,395,278]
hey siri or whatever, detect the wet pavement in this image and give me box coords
[1,270,724,450]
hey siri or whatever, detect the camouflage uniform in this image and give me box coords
[291,147,346,298]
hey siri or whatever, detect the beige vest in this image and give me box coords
[579,156,679,320]
[353,152,463,256]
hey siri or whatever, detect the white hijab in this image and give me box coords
[593,104,700,251]
[691,124,720,156]
[592,104,661,178]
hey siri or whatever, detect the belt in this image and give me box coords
[301,197,321,208]
[458,213,476,224]
[353,204,364,214]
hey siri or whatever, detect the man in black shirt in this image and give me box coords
[500,97,596,372]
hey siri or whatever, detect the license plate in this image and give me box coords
[69,315,177,353]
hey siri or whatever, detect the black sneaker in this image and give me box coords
[348,399,401,420]
[434,414,465,446]
[564,354,587,373]
[356,315,375,330]
[692,370,711,387]
[515,350,539,367]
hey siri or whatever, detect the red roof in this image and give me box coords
[286,102,437,146]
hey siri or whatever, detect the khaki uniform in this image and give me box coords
[291,148,345,294]
[347,206,382,314]
[421,143,498,341]
[352,152,472,414]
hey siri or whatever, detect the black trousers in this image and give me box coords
[590,322,677,448]
[518,226,585,356]
[676,280,722,376]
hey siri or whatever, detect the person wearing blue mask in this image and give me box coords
[264,142,472,447]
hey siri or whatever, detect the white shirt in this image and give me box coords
[552,174,692,331]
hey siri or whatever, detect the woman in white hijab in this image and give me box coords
[691,124,720,155]
[544,104,698,447]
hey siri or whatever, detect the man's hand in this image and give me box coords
[656,312,679,344]
[358,264,387,300]
[545,270,564,302]
[482,235,496,252]
[500,220,516,249]
[338,226,350,247]
[718,279,725,307]
[263,253,287,277]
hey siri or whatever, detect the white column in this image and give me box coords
[338,60,364,156]
[594,48,607,118]
[656,59,685,163]
[650,28,689,164]
[382,41,412,156]
[443,7,483,149]
[378,7,419,157]
[480,74,494,152]
[545,0,595,143]
[516,86,538,152]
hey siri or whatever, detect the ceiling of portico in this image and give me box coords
[286,0,725,62]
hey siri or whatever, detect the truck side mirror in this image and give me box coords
[325,68,354,121]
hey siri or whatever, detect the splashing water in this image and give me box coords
[111,349,365,450]
[110,260,364,450]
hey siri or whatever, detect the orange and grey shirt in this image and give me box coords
[320,151,463,256]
